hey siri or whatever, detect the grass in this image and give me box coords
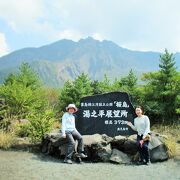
[52,121,60,129]
[151,124,180,158]
[0,131,16,149]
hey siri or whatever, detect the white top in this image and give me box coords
[61,112,76,136]
[129,115,150,139]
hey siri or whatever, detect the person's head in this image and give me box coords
[135,106,144,117]
[66,104,78,114]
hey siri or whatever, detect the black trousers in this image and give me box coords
[137,135,150,163]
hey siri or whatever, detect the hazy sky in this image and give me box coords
[0,0,180,56]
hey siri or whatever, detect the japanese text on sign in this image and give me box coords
[81,101,129,108]
[83,109,128,118]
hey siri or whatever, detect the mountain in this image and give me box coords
[0,37,179,86]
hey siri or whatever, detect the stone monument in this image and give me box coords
[76,92,136,137]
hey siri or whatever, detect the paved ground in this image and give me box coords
[0,150,180,180]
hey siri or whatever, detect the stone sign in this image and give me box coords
[76,92,136,137]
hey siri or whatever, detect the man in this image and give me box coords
[61,103,87,164]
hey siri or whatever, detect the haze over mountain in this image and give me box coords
[0,37,179,86]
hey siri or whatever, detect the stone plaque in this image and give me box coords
[76,92,136,137]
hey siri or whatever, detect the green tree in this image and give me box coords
[91,80,104,95]
[142,49,179,124]
[0,63,56,139]
[59,81,75,112]
[17,63,41,90]
[91,74,112,94]
[44,87,60,116]
[100,74,112,92]
[4,63,40,90]
[111,70,140,105]
[73,73,93,103]
[59,73,93,112]
[0,63,47,119]
[119,69,137,92]
[111,78,121,91]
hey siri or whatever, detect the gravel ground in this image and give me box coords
[0,150,180,180]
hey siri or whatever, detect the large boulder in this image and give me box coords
[150,144,168,162]
[123,139,138,155]
[149,133,169,162]
[110,148,131,164]
[149,133,164,150]
[41,132,67,156]
[124,135,138,155]
[110,135,126,148]
[83,134,108,146]
[83,134,112,162]
[41,132,169,163]
[110,134,137,155]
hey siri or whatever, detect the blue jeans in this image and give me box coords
[65,130,84,159]
[137,135,150,163]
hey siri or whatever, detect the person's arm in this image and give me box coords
[61,114,66,138]
[143,116,150,139]
[127,120,137,131]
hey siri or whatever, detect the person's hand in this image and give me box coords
[139,140,144,147]
[143,134,151,141]
[126,121,132,126]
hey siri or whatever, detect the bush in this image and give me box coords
[163,135,176,158]
[0,131,16,149]
[27,109,55,143]
[13,121,30,137]
[0,118,11,131]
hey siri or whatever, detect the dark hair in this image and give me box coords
[135,105,144,114]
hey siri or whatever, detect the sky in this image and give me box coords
[0,0,180,57]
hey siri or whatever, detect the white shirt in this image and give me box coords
[61,112,76,136]
[129,115,150,139]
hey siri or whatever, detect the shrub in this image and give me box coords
[163,135,176,158]
[53,121,61,129]
[27,109,55,143]
[0,118,11,131]
[13,121,30,137]
[0,131,16,149]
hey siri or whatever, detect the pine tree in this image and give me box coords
[142,49,179,124]
[120,69,137,92]
[0,63,47,119]
[59,73,93,112]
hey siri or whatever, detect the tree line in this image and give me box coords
[0,49,179,141]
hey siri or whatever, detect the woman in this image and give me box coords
[127,106,151,165]
[61,103,87,164]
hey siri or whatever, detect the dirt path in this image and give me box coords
[0,150,180,180]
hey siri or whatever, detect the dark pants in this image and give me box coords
[137,135,150,163]
[65,130,84,159]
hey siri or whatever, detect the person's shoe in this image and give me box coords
[144,161,151,166]
[64,159,73,164]
[77,153,88,158]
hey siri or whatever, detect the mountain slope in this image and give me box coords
[0,37,179,86]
